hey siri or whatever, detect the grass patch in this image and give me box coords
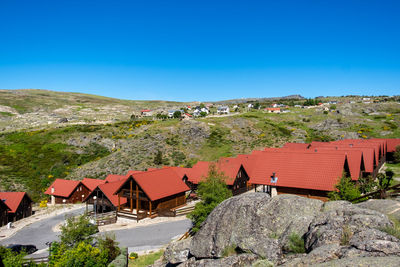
[128,250,164,267]
[288,233,305,254]
[380,216,400,240]
[0,111,14,117]
[340,225,353,245]
[222,244,239,257]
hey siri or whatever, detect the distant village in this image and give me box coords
[2,137,399,226]
[135,96,395,120]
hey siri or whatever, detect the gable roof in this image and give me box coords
[244,152,347,191]
[81,178,106,191]
[386,138,400,152]
[0,192,31,213]
[105,174,128,183]
[116,168,190,201]
[184,160,245,185]
[86,179,128,207]
[44,179,82,198]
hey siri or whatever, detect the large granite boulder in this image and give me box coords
[190,193,323,260]
[178,254,259,267]
[305,200,395,252]
[313,256,400,267]
[163,238,191,264]
[357,199,400,221]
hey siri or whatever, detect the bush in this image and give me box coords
[60,215,99,247]
[394,145,400,163]
[288,233,305,254]
[188,164,232,232]
[129,252,138,259]
[328,174,361,202]
[53,242,108,267]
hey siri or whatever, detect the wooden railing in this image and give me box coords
[88,211,117,225]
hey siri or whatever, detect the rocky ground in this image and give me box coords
[155,194,400,266]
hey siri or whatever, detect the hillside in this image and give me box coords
[0,89,399,201]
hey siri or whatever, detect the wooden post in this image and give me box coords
[136,185,139,222]
[130,180,133,212]
[149,201,152,217]
[118,194,120,211]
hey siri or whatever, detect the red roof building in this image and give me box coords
[45,179,90,204]
[0,192,33,222]
[81,178,106,191]
[114,168,190,219]
[84,179,128,213]
[0,198,10,226]
[105,174,128,183]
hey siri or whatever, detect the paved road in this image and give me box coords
[0,207,86,250]
[0,207,191,255]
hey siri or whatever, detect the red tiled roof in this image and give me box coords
[117,168,190,201]
[44,179,81,198]
[265,107,281,111]
[141,109,151,112]
[97,179,128,207]
[81,178,106,191]
[126,170,143,177]
[246,152,346,191]
[386,138,400,152]
[282,143,310,150]
[184,160,244,185]
[0,192,31,213]
[105,174,128,183]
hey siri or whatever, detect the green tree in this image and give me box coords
[200,111,207,117]
[53,242,108,267]
[394,145,400,163]
[0,246,28,267]
[328,174,361,202]
[60,215,98,247]
[358,175,377,194]
[188,164,232,232]
[153,150,163,165]
[173,111,181,119]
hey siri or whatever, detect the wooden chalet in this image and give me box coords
[183,160,252,196]
[0,198,10,226]
[44,179,90,204]
[0,192,33,222]
[84,179,127,213]
[114,168,190,220]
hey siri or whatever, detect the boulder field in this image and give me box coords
[154,193,400,266]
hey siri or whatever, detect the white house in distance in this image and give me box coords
[217,106,230,115]
[141,109,153,116]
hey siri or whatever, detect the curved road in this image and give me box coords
[0,208,191,255]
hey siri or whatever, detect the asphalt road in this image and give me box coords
[0,207,191,256]
[0,207,86,250]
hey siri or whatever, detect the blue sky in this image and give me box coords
[0,0,399,101]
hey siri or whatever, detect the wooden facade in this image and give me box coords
[8,194,33,222]
[228,165,251,195]
[115,177,187,219]
[54,184,90,204]
[86,187,116,213]
[276,187,329,202]
[0,200,9,227]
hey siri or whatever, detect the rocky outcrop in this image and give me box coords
[357,199,400,221]
[158,193,400,267]
[190,194,323,260]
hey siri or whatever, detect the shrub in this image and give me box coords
[129,252,138,259]
[188,164,232,232]
[328,174,361,202]
[60,214,99,247]
[288,233,305,254]
[394,145,400,163]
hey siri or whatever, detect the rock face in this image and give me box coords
[158,193,400,266]
[190,193,323,260]
[357,199,400,221]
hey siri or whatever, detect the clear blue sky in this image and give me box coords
[0,0,399,101]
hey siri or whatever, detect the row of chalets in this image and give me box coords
[40,138,400,222]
